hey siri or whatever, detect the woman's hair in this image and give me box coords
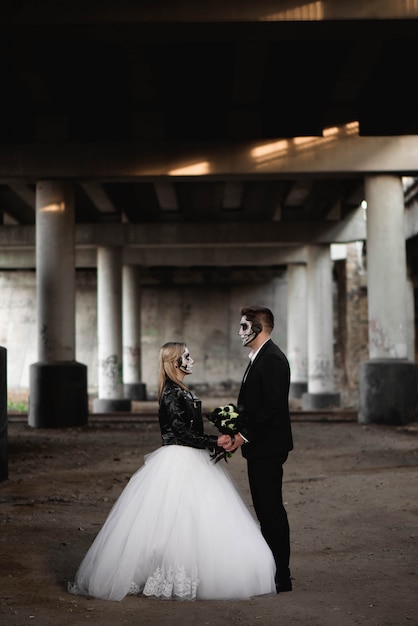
[240,305,274,333]
[157,342,189,401]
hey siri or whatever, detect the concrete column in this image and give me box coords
[122,265,146,400]
[0,347,7,481]
[302,245,340,409]
[359,175,417,424]
[29,181,88,428]
[93,247,131,413]
[406,273,415,363]
[287,264,308,399]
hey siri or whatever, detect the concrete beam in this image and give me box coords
[2,129,418,180]
[80,183,118,215]
[0,246,308,269]
[123,214,366,247]
[0,208,366,249]
[7,184,36,209]
[154,182,178,211]
[0,225,36,247]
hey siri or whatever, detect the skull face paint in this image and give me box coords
[239,315,259,346]
[179,348,194,375]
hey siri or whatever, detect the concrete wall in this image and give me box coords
[333,243,369,407]
[0,271,37,390]
[0,267,289,401]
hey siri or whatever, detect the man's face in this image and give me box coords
[179,347,194,375]
[239,315,258,347]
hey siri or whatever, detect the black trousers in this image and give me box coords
[247,453,290,581]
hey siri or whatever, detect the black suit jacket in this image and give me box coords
[238,338,293,460]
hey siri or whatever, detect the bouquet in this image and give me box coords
[207,404,241,463]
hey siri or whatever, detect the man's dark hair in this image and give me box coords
[240,305,274,333]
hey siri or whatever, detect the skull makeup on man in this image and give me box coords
[239,315,262,346]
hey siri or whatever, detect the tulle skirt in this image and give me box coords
[68,445,276,601]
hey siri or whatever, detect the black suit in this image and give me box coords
[238,338,293,583]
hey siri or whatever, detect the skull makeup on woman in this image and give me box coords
[177,347,194,374]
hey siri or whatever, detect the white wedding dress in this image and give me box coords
[68,444,276,601]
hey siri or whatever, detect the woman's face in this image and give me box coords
[178,347,194,375]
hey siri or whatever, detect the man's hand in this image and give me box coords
[223,432,245,452]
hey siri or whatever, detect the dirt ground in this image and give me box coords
[1,401,417,626]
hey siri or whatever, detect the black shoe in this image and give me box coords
[275,578,292,593]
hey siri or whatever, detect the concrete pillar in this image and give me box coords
[122,265,146,400]
[287,264,308,399]
[359,175,417,424]
[406,273,415,363]
[93,247,131,413]
[302,245,340,409]
[29,181,88,428]
[0,347,7,481]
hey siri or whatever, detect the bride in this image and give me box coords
[68,342,276,601]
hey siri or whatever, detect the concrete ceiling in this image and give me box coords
[1,0,418,254]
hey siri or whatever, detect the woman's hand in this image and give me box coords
[217,434,231,448]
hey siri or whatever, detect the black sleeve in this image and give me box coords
[164,387,219,450]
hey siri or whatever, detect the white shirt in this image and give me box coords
[248,338,270,363]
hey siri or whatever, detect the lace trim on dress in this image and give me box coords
[140,565,199,600]
[128,582,140,595]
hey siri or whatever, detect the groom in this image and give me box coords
[224,305,294,593]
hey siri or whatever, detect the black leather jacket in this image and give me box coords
[159,380,219,451]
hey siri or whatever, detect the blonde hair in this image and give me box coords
[157,342,189,401]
